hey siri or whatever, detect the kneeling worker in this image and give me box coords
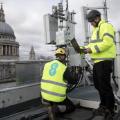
[40,48,77,118]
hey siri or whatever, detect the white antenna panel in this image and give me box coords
[43,14,58,44]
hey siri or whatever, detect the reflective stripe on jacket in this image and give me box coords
[41,60,67,102]
[86,19,116,63]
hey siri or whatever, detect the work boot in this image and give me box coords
[104,109,114,120]
[43,117,49,120]
[86,106,106,120]
[92,115,104,120]
[93,105,106,116]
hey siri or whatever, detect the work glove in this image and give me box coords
[82,48,92,54]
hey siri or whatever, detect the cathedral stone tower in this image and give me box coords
[0,4,19,60]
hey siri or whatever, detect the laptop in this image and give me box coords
[71,38,84,54]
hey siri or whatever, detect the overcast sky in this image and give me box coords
[1,0,120,58]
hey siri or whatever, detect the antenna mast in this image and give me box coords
[66,0,68,11]
[103,0,108,21]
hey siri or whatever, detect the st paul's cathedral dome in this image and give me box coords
[0,4,19,60]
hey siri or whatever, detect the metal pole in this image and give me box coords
[103,0,108,21]
[115,31,120,97]
[66,0,68,11]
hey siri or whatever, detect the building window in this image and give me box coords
[7,45,9,55]
[3,45,5,55]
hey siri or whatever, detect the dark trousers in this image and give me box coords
[43,97,75,114]
[58,97,75,114]
[93,60,115,112]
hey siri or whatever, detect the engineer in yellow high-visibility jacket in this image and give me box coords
[41,48,76,115]
[82,10,116,119]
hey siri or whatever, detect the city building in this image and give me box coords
[0,3,19,83]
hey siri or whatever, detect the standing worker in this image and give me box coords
[41,48,77,119]
[82,10,116,119]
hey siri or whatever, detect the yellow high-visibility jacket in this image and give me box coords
[41,60,67,102]
[85,19,116,63]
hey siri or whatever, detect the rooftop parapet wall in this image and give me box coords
[0,60,49,84]
[16,60,49,85]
